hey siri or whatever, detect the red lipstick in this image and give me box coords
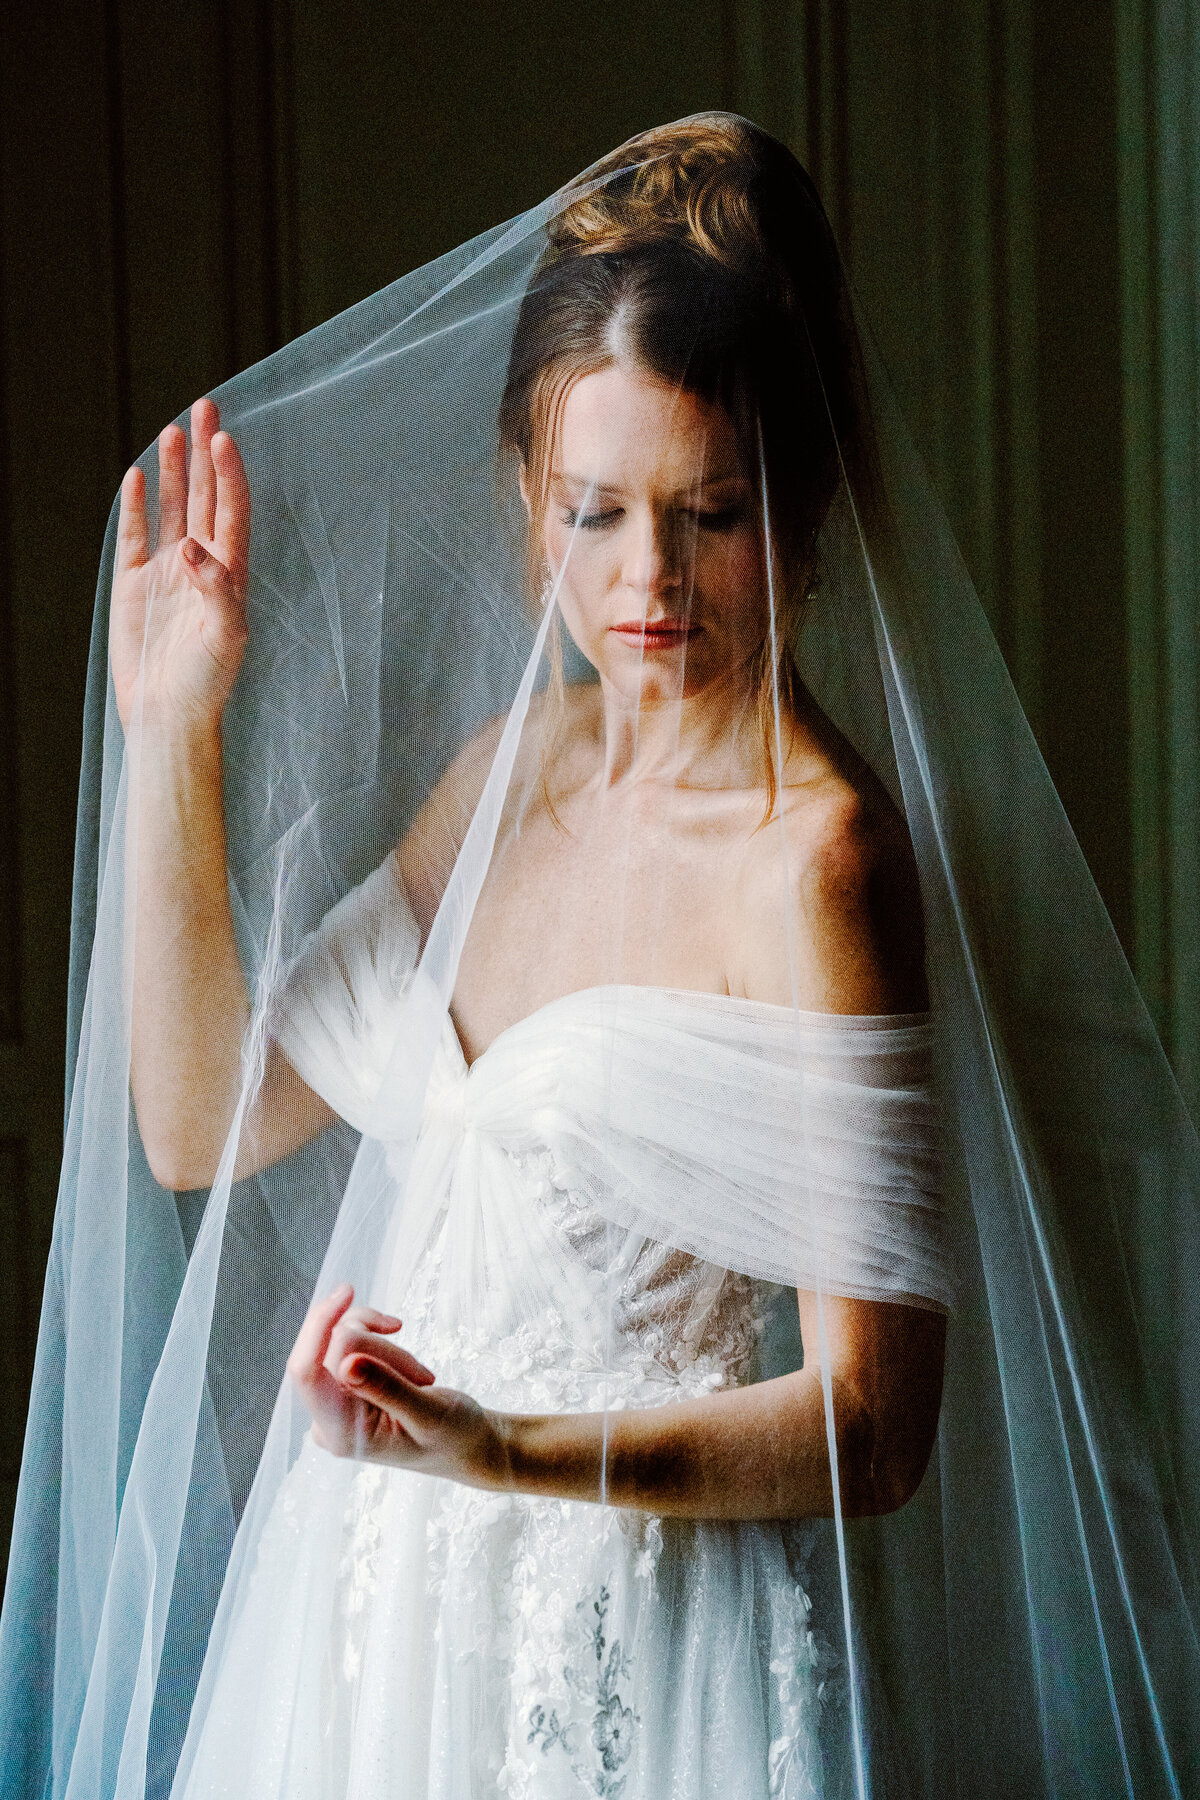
[610,620,698,649]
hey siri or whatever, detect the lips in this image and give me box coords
[610,620,698,648]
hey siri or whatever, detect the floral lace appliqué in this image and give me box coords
[527,1584,639,1797]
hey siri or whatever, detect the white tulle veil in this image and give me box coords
[1,113,1198,1800]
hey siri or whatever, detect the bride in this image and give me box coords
[4,112,1196,1800]
[112,118,948,1796]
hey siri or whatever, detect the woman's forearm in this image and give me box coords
[116,410,334,1187]
[323,1291,945,1519]
[129,719,251,1189]
[493,1370,898,1521]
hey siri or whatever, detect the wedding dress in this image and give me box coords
[178,861,948,1800]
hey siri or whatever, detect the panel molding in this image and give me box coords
[730,0,1043,724]
[725,0,850,259]
[1118,0,1200,1103]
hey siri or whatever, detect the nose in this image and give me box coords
[622,507,684,608]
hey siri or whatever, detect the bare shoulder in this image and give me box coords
[791,769,910,912]
[734,730,927,1015]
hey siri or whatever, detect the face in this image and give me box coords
[533,362,768,708]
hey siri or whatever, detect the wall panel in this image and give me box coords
[1118,0,1200,1104]
[283,0,727,338]
[0,0,127,1562]
[1031,2,1131,951]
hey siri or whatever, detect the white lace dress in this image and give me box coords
[178,865,950,1800]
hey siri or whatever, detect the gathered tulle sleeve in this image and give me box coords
[543,995,954,1312]
[531,994,955,1313]
[268,856,421,1133]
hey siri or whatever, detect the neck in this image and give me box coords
[595,662,766,791]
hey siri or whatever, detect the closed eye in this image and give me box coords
[561,507,623,531]
[559,501,748,532]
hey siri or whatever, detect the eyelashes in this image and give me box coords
[559,504,749,534]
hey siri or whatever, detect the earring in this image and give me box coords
[540,567,555,610]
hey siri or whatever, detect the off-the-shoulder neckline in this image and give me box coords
[446,982,932,1074]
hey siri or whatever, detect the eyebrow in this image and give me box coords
[553,469,748,497]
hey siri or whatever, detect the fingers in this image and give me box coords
[340,1356,417,1416]
[287,1286,367,1455]
[286,1287,440,1466]
[339,1356,444,1432]
[157,424,188,547]
[124,401,244,585]
[116,466,148,574]
[187,397,219,543]
[336,1328,436,1389]
[287,1283,355,1388]
[211,429,250,591]
[328,1307,435,1394]
[337,1305,402,1336]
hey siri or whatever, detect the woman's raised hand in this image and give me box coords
[111,396,251,733]
[288,1286,510,1489]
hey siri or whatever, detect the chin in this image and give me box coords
[605,659,727,710]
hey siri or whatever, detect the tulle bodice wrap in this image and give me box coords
[271,861,953,1320]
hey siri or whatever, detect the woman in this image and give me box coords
[113,117,947,1796]
[2,115,1196,1800]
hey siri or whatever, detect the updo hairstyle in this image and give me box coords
[498,112,863,803]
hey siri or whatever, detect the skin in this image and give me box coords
[117,369,945,1523]
[114,399,337,1183]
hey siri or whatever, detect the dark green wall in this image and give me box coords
[2,0,1194,1570]
[1032,1,1131,950]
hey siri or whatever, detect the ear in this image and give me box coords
[517,462,532,516]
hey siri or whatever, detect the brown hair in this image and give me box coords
[498,112,863,820]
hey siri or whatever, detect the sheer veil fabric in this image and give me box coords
[1,113,1198,1799]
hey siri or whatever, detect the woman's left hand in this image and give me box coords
[287,1286,510,1490]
